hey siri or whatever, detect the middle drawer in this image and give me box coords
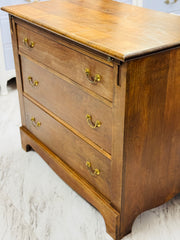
[21,56,112,154]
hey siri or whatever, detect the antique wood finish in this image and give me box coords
[120,49,180,236]
[24,97,112,198]
[17,22,114,101]
[20,127,121,240]
[21,55,112,154]
[2,1,180,239]
[23,92,111,160]
[111,63,127,210]
[8,16,26,126]
[3,0,180,61]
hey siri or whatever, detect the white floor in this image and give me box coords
[0,80,180,240]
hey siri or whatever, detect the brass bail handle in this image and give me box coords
[85,68,101,84]
[23,37,35,48]
[31,117,41,128]
[86,114,101,129]
[28,76,39,87]
[86,161,100,176]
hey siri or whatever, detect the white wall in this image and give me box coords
[117,0,180,12]
[143,0,180,14]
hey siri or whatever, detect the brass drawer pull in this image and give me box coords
[23,37,35,48]
[86,114,101,129]
[85,68,101,84]
[31,117,41,127]
[28,76,39,87]
[86,161,100,176]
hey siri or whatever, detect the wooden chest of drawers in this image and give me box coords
[2,0,180,239]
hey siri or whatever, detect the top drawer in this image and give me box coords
[17,23,114,101]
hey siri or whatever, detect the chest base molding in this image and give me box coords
[20,126,121,240]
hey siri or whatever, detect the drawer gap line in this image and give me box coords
[23,93,112,160]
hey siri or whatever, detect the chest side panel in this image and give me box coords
[121,48,180,236]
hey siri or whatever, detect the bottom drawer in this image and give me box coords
[23,97,111,199]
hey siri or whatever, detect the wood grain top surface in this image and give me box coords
[2,0,180,61]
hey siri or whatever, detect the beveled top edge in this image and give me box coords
[2,0,180,61]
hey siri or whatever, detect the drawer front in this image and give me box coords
[17,23,114,101]
[21,56,112,154]
[24,97,111,199]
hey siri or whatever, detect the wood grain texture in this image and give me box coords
[111,63,127,211]
[23,92,111,160]
[9,16,26,125]
[120,48,180,237]
[6,3,180,239]
[20,126,120,240]
[17,22,114,101]
[23,97,112,199]
[15,17,114,68]
[21,55,112,154]
[2,0,180,61]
